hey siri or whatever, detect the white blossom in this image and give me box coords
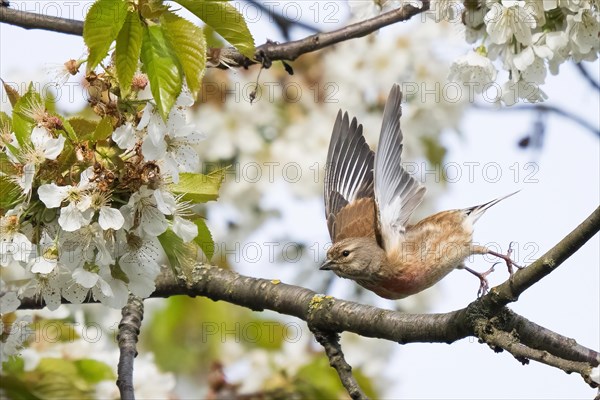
[29,231,58,274]
[0,279,20,313]
[112,122,137,151]
[0,315,32,366]
[485,1,537,45]
[171,198,198,243]
[30,126,65,161]
[37,168,94,232]
[120,186,169,237]
[140,101,204,183]
[0,208,33,266]
[448,50,498,92]
[567,7,600,56]
[117,232,161,298]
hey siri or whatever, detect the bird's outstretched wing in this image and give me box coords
[324,111,376,242]
[374,84,426,251]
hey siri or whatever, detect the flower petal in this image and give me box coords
[37,183,70,208]
[173,216,198,243]
[43,135,66,160]
[99,206,125,230]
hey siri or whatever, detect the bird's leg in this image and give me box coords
[464,264,497,298]
[487,242,523,275]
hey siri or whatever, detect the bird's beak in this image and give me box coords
[320,260,333,271]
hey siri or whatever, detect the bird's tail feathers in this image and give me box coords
[465,190,520,223]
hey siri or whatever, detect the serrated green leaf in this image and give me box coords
[169,171,224,203]
[175,0,255,58]
[91,116,114,141]
[84,0,129,70]
[161,11,206,97]
[67,117,99,138]
[193,218,214,260]
[141,25,183,120]
[1,79,21,107]
[56,116,78,142]
[116,11,143,96]
[11,85,44,147]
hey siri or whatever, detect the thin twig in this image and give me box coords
[474,103,600,137]
[474,320,597,387]
[576,63,600,91]
[0,6,83,36]
[116,295,144,400]
[506,310,600,365]
[312,329,369,400]
[0,2,430,69]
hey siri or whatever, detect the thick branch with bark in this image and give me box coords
[116,295,145,400]
[18,206,600,388]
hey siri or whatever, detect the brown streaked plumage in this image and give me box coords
[321,84,520,299]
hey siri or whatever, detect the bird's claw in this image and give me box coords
[465,264,497,298]
[489,242,523,276]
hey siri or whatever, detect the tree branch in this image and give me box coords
[576,62,600,91]
[475,103,600,138]
[474,320,597,386]
[312,329,369,400]
[116,295,144,400]
[0,6,84,36]
[0,2,430,69]
[17,205,600,386]
[506,310,600,366]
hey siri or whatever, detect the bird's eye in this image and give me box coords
[342,250,350,257]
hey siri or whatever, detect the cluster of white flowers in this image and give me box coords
[0,89,205,362]
[348,0,598,104]
[438,0,600,104]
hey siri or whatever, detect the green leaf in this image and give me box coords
[67,117,99,138]
[11,84,43,147]
[84,0,129,70]
[158,228,200,276]
[169,170,224,203]
[0,152,17,175]
[0,110,11,137]
[56,116,78,142]
[193,218,214,260]
[0,375,42,400]
[1,79,21,107]
[74,359,115,384]
[141,25,183,120]
[175,0,255,58]
[91,116,114,141]
[116,11,144,96]
[161,11,206,97]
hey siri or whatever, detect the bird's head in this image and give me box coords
[320,237,384,280]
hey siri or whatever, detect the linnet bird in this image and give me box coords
[321,84,520,299]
